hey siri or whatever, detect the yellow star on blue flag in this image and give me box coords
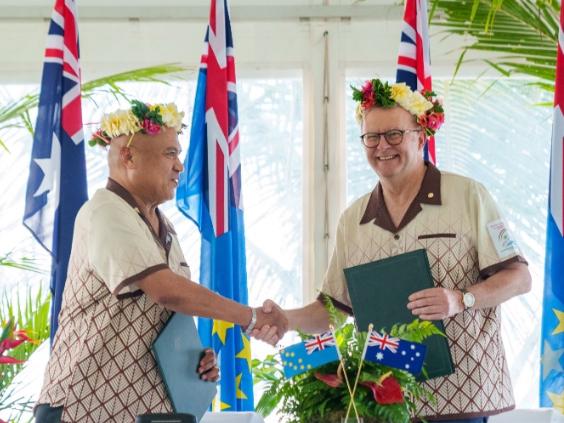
[212,319,234,345]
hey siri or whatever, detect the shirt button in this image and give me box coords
[394,234,400,240]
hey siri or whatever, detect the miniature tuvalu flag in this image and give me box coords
[364,331,427,375]
[281,332,339,378]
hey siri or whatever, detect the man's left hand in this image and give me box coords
[198,348,220,382]
[407,287,464,320]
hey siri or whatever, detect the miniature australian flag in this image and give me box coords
[364,330,427,375]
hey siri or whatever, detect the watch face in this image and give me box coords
[463,292,476,308]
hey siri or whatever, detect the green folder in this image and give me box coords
[343,248,454,380]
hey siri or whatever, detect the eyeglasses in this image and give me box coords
[359,129,421,148]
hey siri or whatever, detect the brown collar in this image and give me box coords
[360,162,442,233]
[106,178,175,257]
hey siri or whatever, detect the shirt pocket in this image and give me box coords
[417,233,457,240]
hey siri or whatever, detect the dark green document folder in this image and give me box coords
[344,249,454,379]
[152,313,217,422]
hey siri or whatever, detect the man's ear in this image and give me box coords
[418,131,426,150]
[119,147,134,168]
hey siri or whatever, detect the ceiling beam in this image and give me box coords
[0,5,402,22]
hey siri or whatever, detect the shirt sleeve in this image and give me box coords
[88,202,168,297]
[470,180,527,278]
[320,214,353,314]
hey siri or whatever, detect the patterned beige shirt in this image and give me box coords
[37,179,191,422]
[321,163,526,420]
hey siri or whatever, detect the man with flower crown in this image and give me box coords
[255,79,531,422]
[34,100,288,423]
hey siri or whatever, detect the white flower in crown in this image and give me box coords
[159,103,185,132]
[100,109,140,138]
[397,91,433,117]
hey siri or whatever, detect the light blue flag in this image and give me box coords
[281,332,340,378]
[176,0,253,411]
[540,3,564,410]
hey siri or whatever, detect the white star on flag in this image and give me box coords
[33,132,61,204]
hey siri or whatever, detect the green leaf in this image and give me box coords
[0,63,186,152]
[431,0,558,94]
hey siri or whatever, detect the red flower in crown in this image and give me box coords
[142,118,162,135]
[361,80,376,109]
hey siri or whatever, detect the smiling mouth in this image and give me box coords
[377,154,398,161]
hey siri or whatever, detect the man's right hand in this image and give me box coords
[251,299,288,346]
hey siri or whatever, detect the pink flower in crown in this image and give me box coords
[427,114,443,131]
[143,118,161,135]
[361,81,375,109]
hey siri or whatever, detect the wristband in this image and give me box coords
[244,308,257,336]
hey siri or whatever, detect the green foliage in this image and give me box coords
[0,63,186,151]
[0,287,50,392]
[430,0,559,94]
[253,304,440,422]
[0,252,44,274]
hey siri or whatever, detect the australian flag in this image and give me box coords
[364,331,426,375]
[281,332,339,378]
[176,0,253,411]
[23,0,88,344]
[395,0,436,164]
[540,3,564,411]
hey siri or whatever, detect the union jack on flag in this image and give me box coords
[367,331,400,353]
[395,0,436,164]
[539,2,564,409]
[23,0,88,343]
[176,0,252,411]
[304,331,337,354]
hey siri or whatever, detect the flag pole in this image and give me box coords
[344,323,373,420]
[329,324,361,422]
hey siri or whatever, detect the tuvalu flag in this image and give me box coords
[539,1,564,413]
[176,0,253,411]
[364,331,426,375]
[281,332,340,378]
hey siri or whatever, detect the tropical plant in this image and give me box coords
[430,0,559,94]
[0,287,50,392]
[0,288,50,423]
[0,319,36,423]
[0,63,186,152]
[252,299,442,423]
[0,253,43,274]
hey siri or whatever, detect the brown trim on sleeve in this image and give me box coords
[316,293,353,315]
[112,263,169,297]
[479,255,528,279]
[360,162,442,233]
[412,404,515,421]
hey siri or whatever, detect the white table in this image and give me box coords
[202,412,265,423]
[490,409,563,423]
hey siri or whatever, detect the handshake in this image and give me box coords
[244,300,289,346]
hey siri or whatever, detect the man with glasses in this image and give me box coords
[255,79,531,423]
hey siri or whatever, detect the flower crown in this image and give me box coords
[88,99,186,147]
[351,79,445,137]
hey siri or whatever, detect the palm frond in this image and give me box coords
[0,63,186,145]
[430,0,559,93]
